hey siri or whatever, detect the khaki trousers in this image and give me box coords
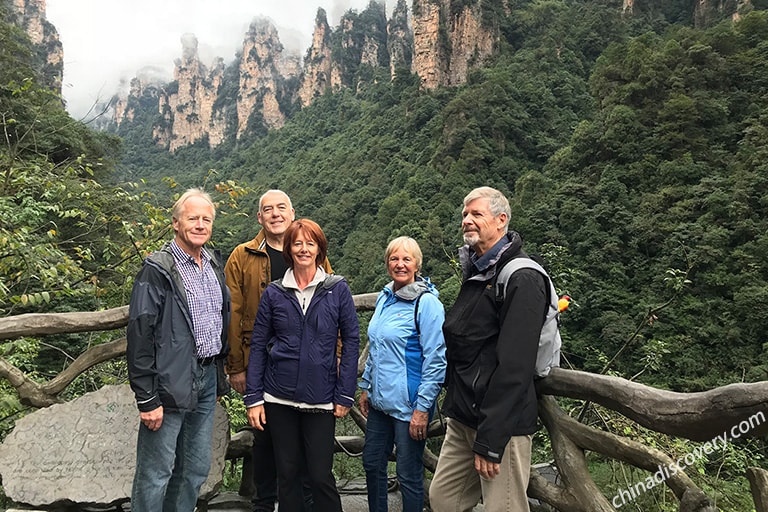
[429,419,532,512]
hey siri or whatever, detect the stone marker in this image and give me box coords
[0,384,229,507]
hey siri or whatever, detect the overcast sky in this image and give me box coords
[46,0,385,120]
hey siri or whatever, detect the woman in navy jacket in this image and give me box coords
[245,219,359,512]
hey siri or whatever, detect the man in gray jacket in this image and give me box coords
[127,188,230,512]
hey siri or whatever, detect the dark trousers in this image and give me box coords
[252,422,313,511]
[251,424,278,511]
[265,402,341,512]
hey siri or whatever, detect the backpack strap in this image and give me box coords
[495,257,553,317]
[414,290,428,336]
[494,257,562,377]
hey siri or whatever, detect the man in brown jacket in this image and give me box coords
[225,189,332,511]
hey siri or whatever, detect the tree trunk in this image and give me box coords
[748,467,768,512]
[538,368,768,441]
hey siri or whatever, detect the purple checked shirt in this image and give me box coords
[170,240,223,358]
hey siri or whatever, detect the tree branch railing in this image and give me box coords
[2,296,767,510]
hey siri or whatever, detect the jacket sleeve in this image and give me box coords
[334,281,360,407]
[415,293,447,412]
[243,288,273,407]
[126,264,164,413]
[224,246,246,375]
[216,271,232,397]
[473,268,546,463]
[359,340,373,392]
[324,257,345,359]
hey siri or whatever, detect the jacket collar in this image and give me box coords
[458,231,523,280]
[243,228,268,254]
[384,276,434,301]
[281,267,327,291]
[149,241,218,270]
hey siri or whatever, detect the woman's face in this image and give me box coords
[290,230,319,271]
[387,247,418,290]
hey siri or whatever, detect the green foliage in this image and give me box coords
[0,12,253,458]
[109,6,768,396]
[4,0,768,504]
[1,27,144,316]
[586,404,766,511]
[0,149,172,315]
[540,10,768,388]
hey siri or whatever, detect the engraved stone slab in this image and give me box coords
[0,384,229,507]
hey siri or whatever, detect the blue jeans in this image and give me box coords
[363,407,427,512]
[131,361,217,512]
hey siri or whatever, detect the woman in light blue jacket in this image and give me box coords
[359,236,447,512]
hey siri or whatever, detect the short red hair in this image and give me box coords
[282,219,328,269]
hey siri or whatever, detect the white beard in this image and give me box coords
[463,232,479,247]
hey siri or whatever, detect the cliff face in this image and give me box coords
[10,0,63,94]
[298,9,334,107]
[387,0,413,78]
[411,0,447,90]
[447,3,498,86]
[693,0,753,26]
[152,34,227,152]
[104,1,506,149]
[26,0,763,152]
[411,0,501,89]
[113,75,163,127]
[333,2,389,91]
[66,0,507,150]
[238,18,296,136]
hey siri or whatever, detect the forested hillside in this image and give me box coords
[3,0,768,507]
[112,1,768,392]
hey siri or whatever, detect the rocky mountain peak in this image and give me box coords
[238,17,296,136]
[387,0,413,78]
[411,0,501,89]
[152,33,227,152]
[60,1,505,150]
[10,0,63,94]
[298,8,334,106]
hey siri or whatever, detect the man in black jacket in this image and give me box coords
[430,187,547,512]
[127,188,230,512]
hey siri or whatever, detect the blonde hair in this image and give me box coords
[384,236,423,271]
[172,188,216,220]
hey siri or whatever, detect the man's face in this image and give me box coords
[461,197,507,253]
[173,196,214,254]
[257,192,295,237]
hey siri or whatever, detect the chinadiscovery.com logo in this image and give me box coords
[612,410,766,508]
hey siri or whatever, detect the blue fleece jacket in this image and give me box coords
[360,277,446,422]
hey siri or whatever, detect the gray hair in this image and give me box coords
[172,188,216,220]
[258,189,293,211]
[463,186,510,229]
[384,236,423,271]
